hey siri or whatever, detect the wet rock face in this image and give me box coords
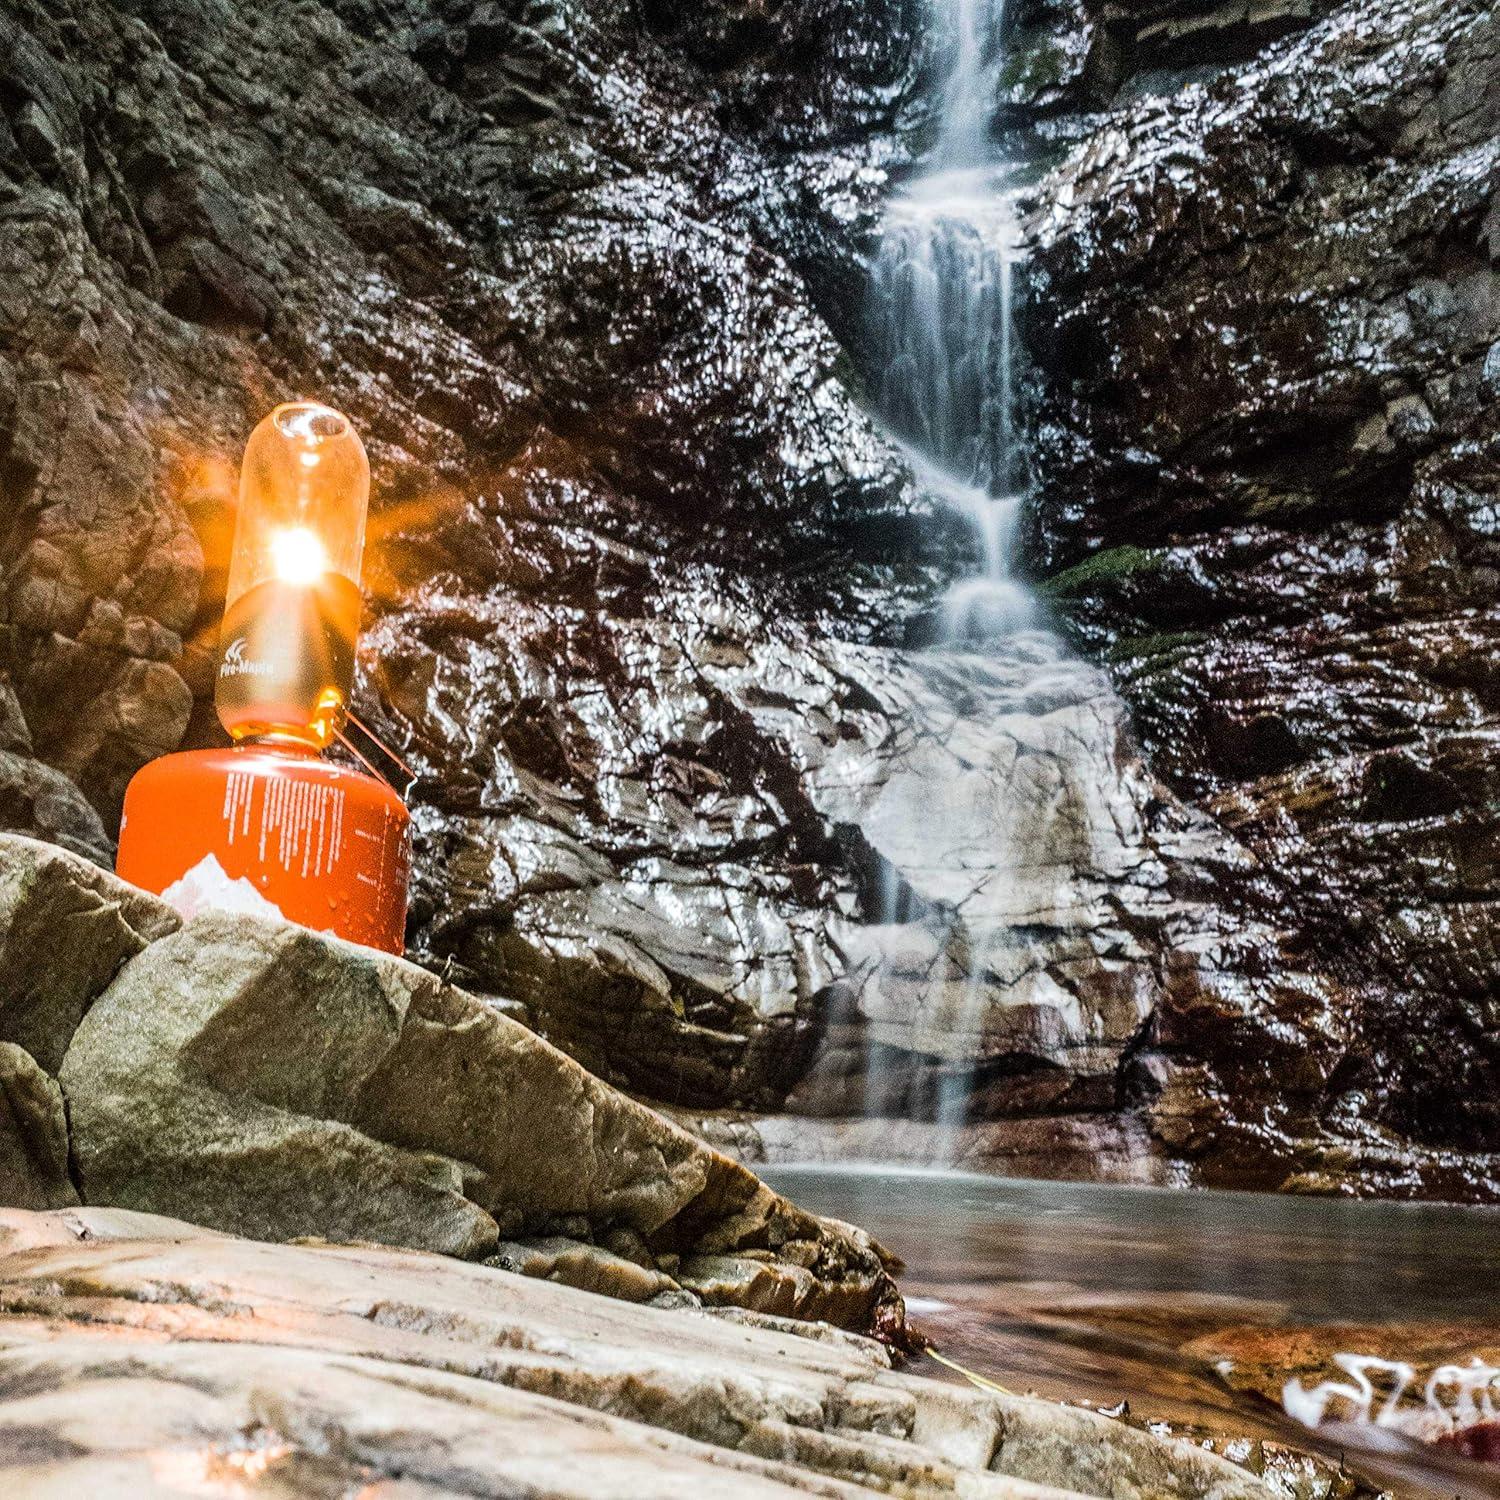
[0,0,1493,1201]
[0,0,937,1113]
[1022,1,1500,1159]
[0,0,1223,1162]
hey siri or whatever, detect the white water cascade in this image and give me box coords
[842,0,1149,1139]
[869,0,1033,642]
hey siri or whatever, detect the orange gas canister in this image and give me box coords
[117,743,411,954]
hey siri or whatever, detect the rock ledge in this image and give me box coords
[0,1204,1275,1498]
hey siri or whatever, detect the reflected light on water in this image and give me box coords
[767,1166,1500,1497]
[1285,1354,1500,1441]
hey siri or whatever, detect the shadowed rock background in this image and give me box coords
[0,0,1494,1197]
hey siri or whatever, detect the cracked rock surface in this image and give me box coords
[0,832,900,1332]
[0,1204,1275,1498]
[1015,0,1500,1188]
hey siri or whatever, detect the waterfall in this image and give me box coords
[935,0,1005,168]
[853,0,1069,1134]
[868,0,1033,641]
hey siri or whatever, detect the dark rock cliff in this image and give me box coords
[0,0,1493,1197]
[0,0,931,1112]
[1017,0,1500,1189]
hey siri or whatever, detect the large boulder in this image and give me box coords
[0,833,178,1210]
[58,905,897,1328]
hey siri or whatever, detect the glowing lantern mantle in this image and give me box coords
[117,403,411,954]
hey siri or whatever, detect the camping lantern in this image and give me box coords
[116,402,411,954]
[215,402,369,750]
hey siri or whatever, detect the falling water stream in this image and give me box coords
[869,0,1029,627]
[852,0,1086,1132]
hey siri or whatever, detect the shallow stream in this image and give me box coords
[766,1166,1500,1498]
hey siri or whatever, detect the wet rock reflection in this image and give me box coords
[0,0,1491,1197]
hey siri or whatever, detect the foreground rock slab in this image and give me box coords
[0,1206,1274,1499]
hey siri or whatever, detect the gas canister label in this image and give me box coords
[218,637,276,679]
[222,770,347,879]
[118,747,410,955]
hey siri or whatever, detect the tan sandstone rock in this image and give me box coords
[0,1205,1275,1499]
[0,832,177,1074]
[0,1042,76,1209]
[490,1235,685,1303]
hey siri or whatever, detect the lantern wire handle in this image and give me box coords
[334,727,384,783]
[346,710,417,780]
[337,709,417,797]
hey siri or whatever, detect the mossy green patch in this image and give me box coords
[999,32,1071,98]
[1106,629,1209,666]
[1042,545,1165,598]
[1246,489,1320,520]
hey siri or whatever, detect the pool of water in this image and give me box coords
[764,1165,1500,1498]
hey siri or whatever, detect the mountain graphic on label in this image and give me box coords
[161,853,288,923]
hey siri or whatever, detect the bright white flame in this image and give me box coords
[270,526,328,584]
